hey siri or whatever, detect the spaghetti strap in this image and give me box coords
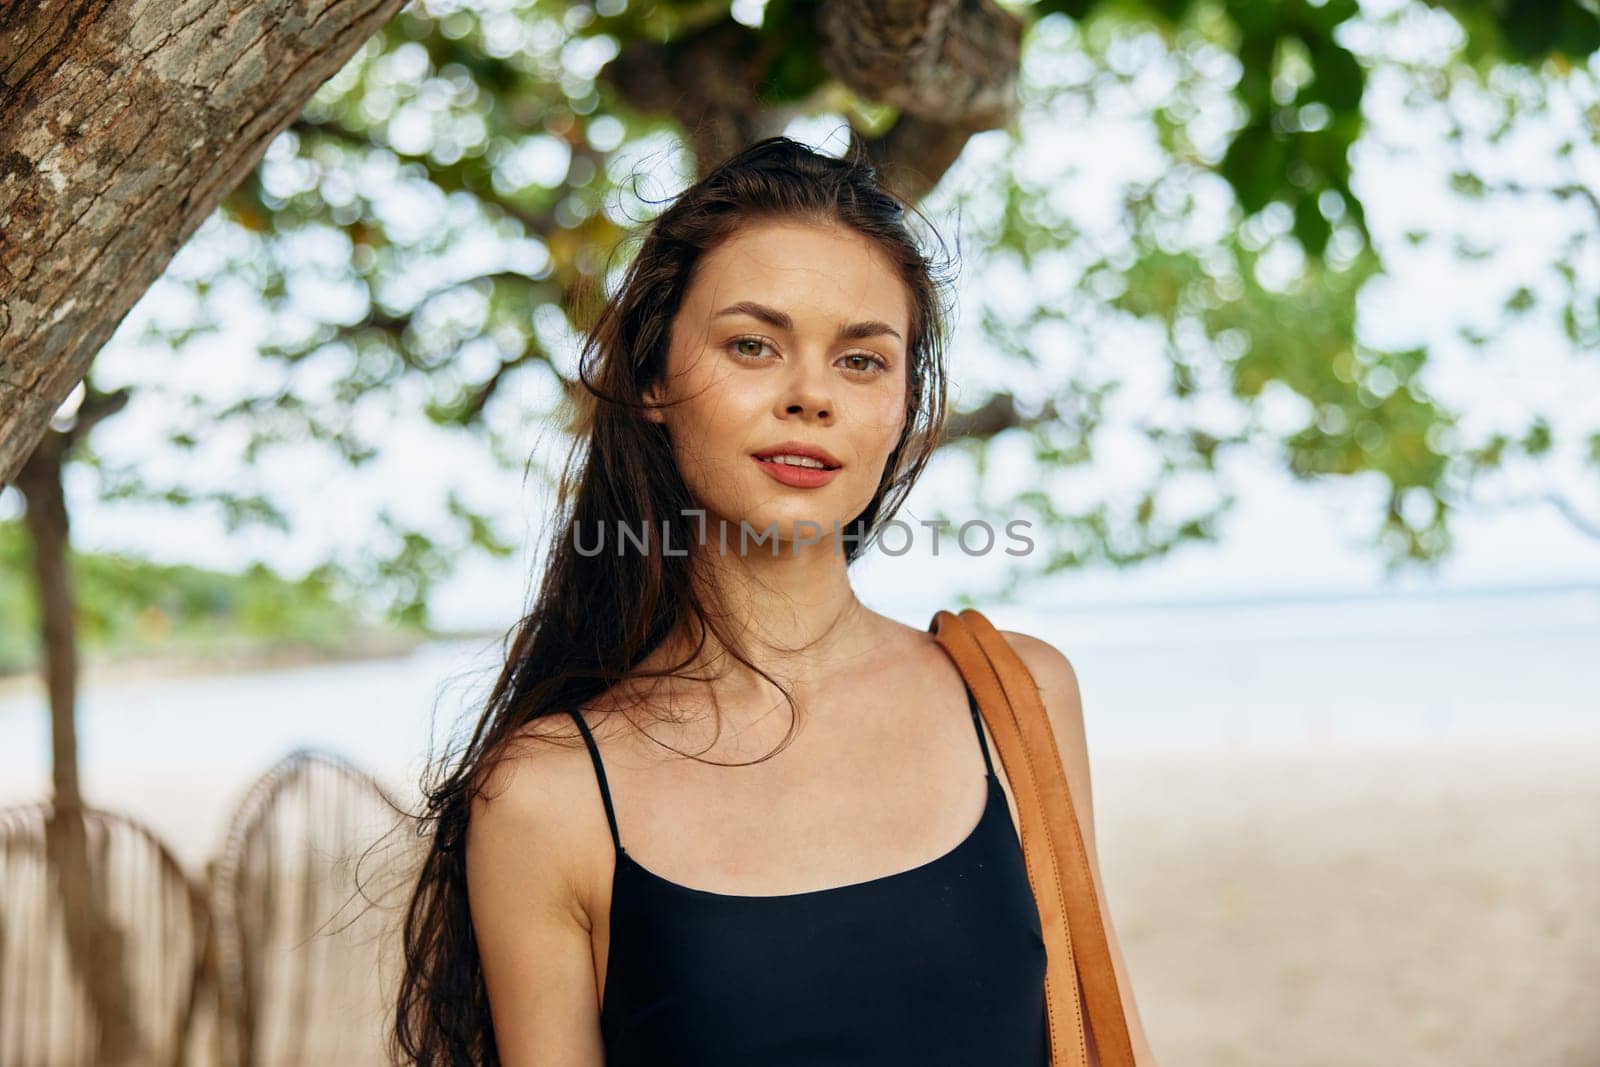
[965,684,996,781]
[568,710,623,853]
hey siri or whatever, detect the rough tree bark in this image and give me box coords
[0,0,409,487]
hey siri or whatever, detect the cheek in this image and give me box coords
[845,389,910,451]
[663,365,764,477]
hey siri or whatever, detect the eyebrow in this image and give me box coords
[711,300,904,344]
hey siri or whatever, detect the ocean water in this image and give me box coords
[1003,582,1600,754]
[0,583,1596,812]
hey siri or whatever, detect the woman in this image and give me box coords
[393,136,1156,1066]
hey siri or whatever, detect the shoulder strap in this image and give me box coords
[930,608,1137,1067]
[568,710,623,854]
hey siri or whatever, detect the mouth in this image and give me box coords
[750,454,841,472]
[750,447,843,489]
[749,443,843,470]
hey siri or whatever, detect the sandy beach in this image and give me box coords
[1091,738,1600,1066]
[5,729,1595,1065]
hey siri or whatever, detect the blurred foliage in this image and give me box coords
[70,0,1600,622]
[0,520,413,677]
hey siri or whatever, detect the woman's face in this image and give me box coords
[645,218,912,552]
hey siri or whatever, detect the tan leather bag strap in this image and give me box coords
[930,608,1136,1067]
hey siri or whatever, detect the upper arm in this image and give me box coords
[465,730,606,1067]
[1001,630,1161,1067]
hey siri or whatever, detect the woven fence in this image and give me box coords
[0,750,421,1066]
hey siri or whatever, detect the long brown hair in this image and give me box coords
[390,134,959,1065]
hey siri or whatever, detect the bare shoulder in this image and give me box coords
[995,629,1087,740]
[990,629,1097,819]
[465,711,614,1061]
[466,712,609,926]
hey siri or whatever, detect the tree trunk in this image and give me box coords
[16,431,142,1064]
[0,0,409,487]
[15,431,82,808]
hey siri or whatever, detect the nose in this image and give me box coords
[778,352,833,420]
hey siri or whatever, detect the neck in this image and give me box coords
[647,525,885,706]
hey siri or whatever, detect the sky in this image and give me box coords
[3,2,1597,634]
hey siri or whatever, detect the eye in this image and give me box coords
[840,352,889,375]
[727,335,774,360]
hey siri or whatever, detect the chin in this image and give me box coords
[723,508,849,550]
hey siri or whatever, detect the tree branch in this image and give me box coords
[600,20,799,175]
[943,390,1060,443]
[819,0,1023,202]
[600,0,1023,196]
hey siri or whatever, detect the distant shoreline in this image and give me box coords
[0,627,503,702]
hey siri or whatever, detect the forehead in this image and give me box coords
[682,219,911,334]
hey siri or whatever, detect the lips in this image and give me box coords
[749,441,842,469]
[752,453,841,489]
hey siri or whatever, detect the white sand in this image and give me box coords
[1090,738,1600,1067]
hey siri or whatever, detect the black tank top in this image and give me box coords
[567,683,1050,1065]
